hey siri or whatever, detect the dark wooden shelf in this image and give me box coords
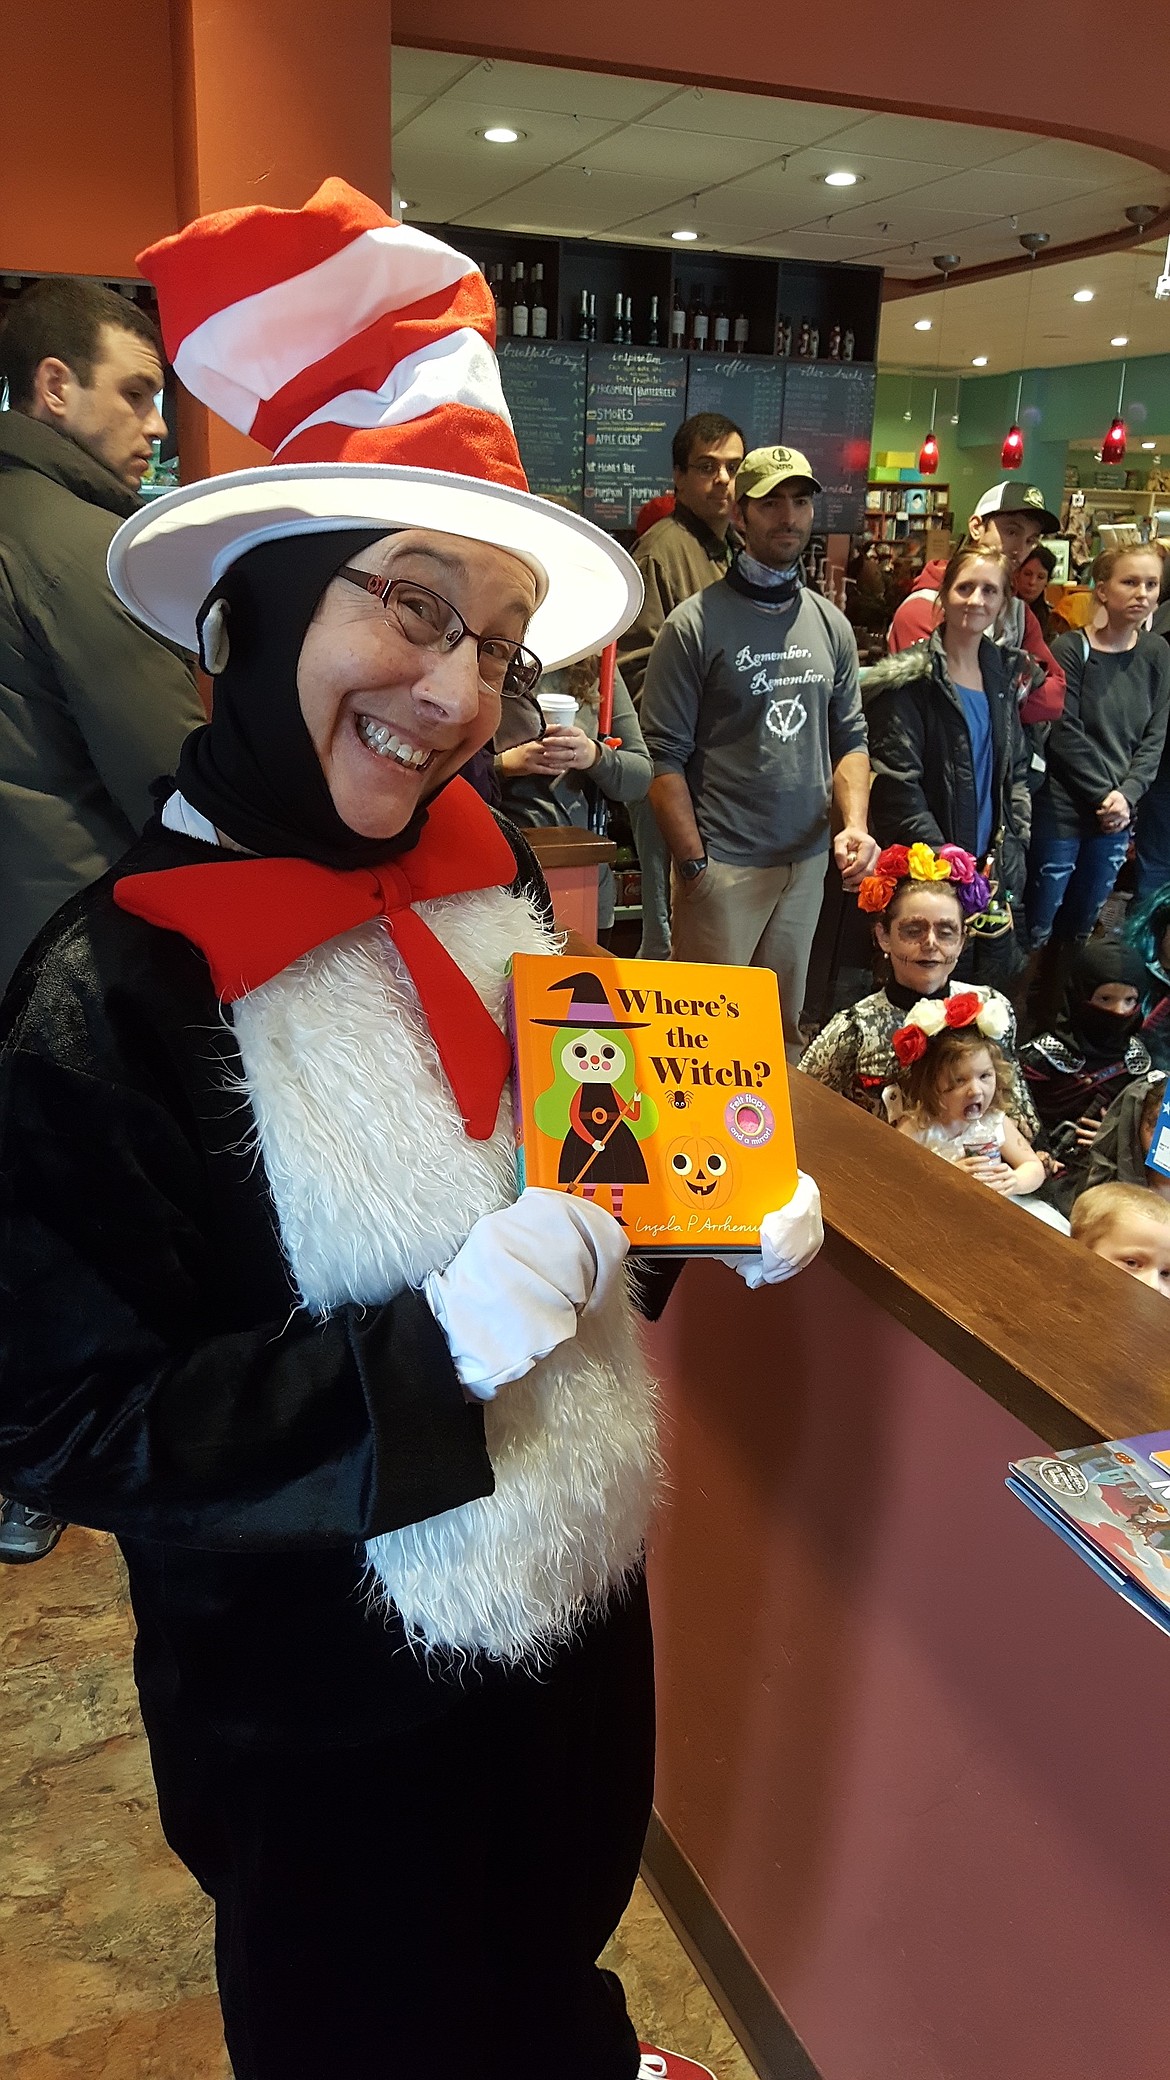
[415,220,882,364]
[791,1069,1170,1451]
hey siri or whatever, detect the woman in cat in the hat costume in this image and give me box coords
[0,181,822,2080]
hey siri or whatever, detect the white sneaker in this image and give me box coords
[638,2045,718,2079]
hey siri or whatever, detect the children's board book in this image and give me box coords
[1007,1433,1170,1641]
[1145,1086,1170,1180]
[507,954,797,1255]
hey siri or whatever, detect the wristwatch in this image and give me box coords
[678,854,708,883]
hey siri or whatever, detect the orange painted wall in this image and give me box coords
[0,2,393,283]
[168,0,394,475]
[393,0,1170,178]
[0,0,179,276]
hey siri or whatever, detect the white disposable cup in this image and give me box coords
[537,692,579,728]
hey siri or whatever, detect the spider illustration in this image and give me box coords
[667,1090,694,1110]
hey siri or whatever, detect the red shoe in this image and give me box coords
[638,2047,718,2079]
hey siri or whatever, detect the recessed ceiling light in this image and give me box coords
[483,126,521,145]
[1111,334,1129,346]
[397,200,412,212]
[671,228,699,242]
[914,318,932,332]
[824,171,859,188]
[1073,288,1094,302]
[1142,440,1157,450]
[972,356,989,367]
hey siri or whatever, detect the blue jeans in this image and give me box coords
[1024,817,1131,945]
[1135,768,1170,901]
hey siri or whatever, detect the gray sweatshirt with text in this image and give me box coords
[640,575,866,866]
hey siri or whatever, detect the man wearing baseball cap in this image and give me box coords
[887,480,1065,727]
[641,445,877,1042]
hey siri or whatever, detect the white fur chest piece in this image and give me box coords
[230,885,660,1663]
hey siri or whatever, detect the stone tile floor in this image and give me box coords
[0,1525,757,2079]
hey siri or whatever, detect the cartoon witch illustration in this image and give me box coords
[533,972,659,1223]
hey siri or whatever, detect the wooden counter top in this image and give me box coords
[791,1070,1170,1451]
[523,826,617,868]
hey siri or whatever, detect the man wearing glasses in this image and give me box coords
[618,413,745,958]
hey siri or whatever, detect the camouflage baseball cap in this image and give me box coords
[735,444,822,499]
[973,481,1060,532]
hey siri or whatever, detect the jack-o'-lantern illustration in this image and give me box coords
[666,1134,734,1208]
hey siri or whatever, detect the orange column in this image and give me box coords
[168,0,394,477]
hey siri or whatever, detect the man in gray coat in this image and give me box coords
[0,277,204,1561]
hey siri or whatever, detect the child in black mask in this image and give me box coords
[1020,941,1151,1156]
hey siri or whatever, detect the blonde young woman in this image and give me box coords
[1026,546,1170,947]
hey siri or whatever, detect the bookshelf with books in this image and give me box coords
[864,482,953,546]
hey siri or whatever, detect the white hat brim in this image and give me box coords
[108,463,643,670]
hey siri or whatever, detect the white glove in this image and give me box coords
[423,1187,628,1398]
[719,1171,824,1289]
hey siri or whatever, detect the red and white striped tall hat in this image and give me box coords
[107,178,640,669]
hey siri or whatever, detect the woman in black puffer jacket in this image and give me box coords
[862,543,1040,985]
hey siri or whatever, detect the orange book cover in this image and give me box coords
[508,954,798,1255]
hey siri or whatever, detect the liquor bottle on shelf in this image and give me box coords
[574,288,590,342]
[530,263,548,338]
[827,322,842,360]
[808,323,820,358]
[796,319,811,358]
[712,293,730,353]
[492,264,509,339]
[623,293,633,345]
[647,293,661,347]
[611,290,624,343]
[670,285,686,348]
[511,261,529,339]
[588,291,597,342]
[775,313,792,357]
[843,327,855,361]
[690,286,709,352]
[733,306,750,353]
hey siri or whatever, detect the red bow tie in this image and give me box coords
[114,777,517,1140]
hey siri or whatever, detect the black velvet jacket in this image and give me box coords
[0,818,674,1748]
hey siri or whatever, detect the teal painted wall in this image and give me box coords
[872,371,964,488]
[874,352,1170,535]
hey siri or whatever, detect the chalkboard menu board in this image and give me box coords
[497,341,588,506]
[583,348,688,529]
[781,361,877,533]
[684,354,785,451]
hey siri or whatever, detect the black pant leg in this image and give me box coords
[141,1576,654,2080]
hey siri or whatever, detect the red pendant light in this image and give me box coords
[1000,233,1049,475]
[918,382,940,475]
[1101,358,1129,465]
[1101,415,1128,466]
[1001,422,1025,470]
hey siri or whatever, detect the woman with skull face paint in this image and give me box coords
[799,846,1038,1136]
[0,184,824,2080]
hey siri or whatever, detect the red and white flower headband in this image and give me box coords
[891,987,1011,1066]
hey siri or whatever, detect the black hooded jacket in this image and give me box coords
[862,632,1038,903]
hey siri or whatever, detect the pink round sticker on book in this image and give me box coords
[725,1094,775,1147]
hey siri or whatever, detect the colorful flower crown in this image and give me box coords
[858,842,992,919]
[891,987,1012,1065]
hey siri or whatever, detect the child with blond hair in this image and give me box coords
[1070,1183,1170,1296]
[890,991,1046,1199]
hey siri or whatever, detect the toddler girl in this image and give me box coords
[891,992,1046,1199]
